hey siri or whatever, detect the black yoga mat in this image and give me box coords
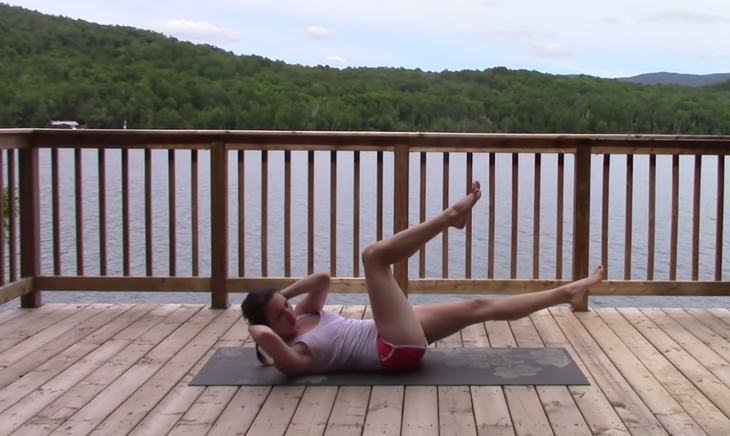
[189,347,590,386]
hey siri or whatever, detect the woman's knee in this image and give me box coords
[361,243,383,267]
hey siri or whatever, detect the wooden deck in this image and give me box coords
[1,303,730,436]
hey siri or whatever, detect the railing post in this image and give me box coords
[210,142,229,309]
[393,143,410,296]
[572,140,592,311]
[19,141,41,308]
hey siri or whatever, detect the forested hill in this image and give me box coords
[1,3,729,134]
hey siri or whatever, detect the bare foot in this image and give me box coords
[567,265,604,311]
[450,181,482,229]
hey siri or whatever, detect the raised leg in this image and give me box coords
[414,266,604,344]
[362,182,482,346]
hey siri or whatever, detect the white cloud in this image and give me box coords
[527,43,572,58]
[155,19,239,43]
[326,55,347,65]
[697,51,730,61]
[477,30,534,40]
[5,0,730,77]
[306,25,335,39]
[644,10,727,24]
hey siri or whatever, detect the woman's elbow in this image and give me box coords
[275,358,307,376]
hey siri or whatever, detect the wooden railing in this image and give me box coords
[1,129,728,311]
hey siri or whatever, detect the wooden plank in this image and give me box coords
[435,322,477,436]
[0,304,184,436]
[183,331,265,436]
[26,128,730,155]
[4,303,730,436]
[401,294,439,434]
[0,305,72,354]
[508,317,590,435]
[0,278,33,306]
[35,276,211,292]
[75,307,238,436]
[0,304,75,338]
[0,304,126,390]
[323,385,371,436]
[708,309,730,326]
[549,308,667,435]
[248,386,307,436]
[162,305,341,436]
[208,387,271,436]
[576,310,706,435]
[685,308,730,342]
[17,311,210,435]
[618,308,730,407]
[460,321,514,436]
[359,305,404,436]
[0,305,156,419]
[0,307,32,325]
[401,386,439,436]
[485,320,553,436]
[0,133,32,149]
[150,318,249,435]
[323,305,370,436]
[662,308,730,363]
[283,306,345,436]
[636,308,730,388]
[529,310,630,435]
[595,308,730,435]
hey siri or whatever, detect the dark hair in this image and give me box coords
[241,287,278,326]
[241,288,279,366]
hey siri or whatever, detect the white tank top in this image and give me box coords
[287,310,381,372]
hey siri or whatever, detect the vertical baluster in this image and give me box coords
[715,155,725,281]
[168,149,176,276]
[353,151,361,277]
[98,149,107,276]
[647,155,656,280]
[533,153,541,279]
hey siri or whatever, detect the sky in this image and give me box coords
[5,0,730,78]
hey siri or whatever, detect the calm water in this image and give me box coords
[2,148,730,311]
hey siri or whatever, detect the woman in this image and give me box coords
[242,181,604,376]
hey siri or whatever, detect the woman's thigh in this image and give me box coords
[363,263,426,346]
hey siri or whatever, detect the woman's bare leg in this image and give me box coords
[362,182,482,346]
[414,266,604,344]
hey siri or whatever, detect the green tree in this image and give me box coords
[1,3,730,134]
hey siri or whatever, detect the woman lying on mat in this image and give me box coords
[241,181,604,376]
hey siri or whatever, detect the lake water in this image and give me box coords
[2,147,729,311]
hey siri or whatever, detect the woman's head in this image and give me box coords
[241,287,277,326]
[241,288,298,339]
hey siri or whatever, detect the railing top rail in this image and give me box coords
[1,129,730,154]
[0,130,32,149]
[0,129,33,135]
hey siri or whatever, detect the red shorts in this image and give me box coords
[376,336,427,372]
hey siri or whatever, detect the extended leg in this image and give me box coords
[363,182,482,346]
[414,266,604,344]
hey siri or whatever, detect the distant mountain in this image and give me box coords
[616,72,730,87]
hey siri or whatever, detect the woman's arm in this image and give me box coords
[248,325,314,375]
[280,271,331,315]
